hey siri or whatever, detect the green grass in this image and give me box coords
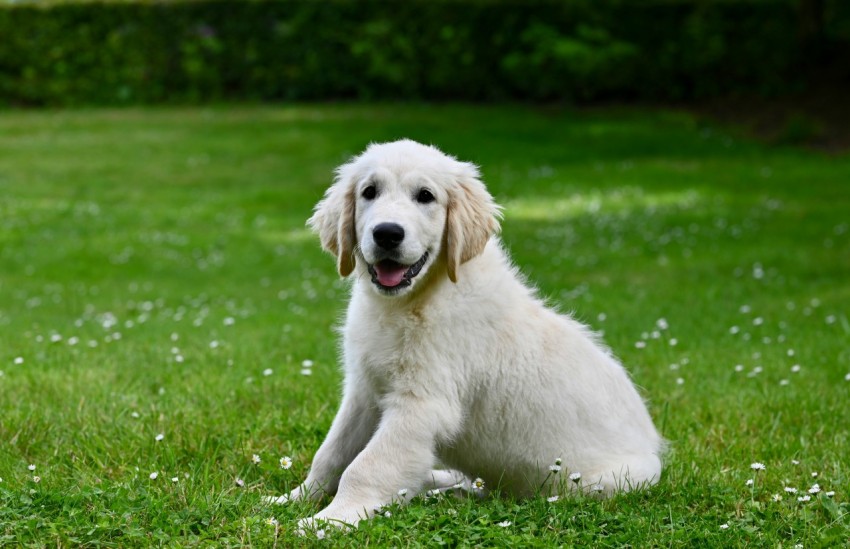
[1,104,849,547]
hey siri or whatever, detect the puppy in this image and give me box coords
[271,140,663,531]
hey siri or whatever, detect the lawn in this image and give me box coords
[1,104,848,547]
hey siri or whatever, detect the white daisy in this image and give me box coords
[784,487,798,494]
[569,472,582,483]
[808,484,821,494]
[719,523,729,530]
[155,433,165,442]
[28,464,36,471]
[149,472,158,480]
[547,495,559,502]
[252,454,261,465]
[472,478,485,491]
[235,478,245,487]
[750,462,766,471]
[497,520,511,527]
[746,479,754,486]
[797,495,811,502]
[279,456,292,470]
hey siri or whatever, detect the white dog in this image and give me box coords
[270,140,663,530]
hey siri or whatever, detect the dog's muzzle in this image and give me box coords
[368,252,429,291]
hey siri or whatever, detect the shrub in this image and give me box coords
[0,0,841,106]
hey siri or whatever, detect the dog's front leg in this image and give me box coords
[299,396,459,531]
[269,375,379,505]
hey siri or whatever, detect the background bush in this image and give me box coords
[0,0,848,106]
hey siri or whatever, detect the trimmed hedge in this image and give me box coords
[0,0,846,106]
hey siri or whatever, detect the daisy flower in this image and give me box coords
[750,462,766,471]
[397,488,409,497]
[155,433,165,442]
[279,456,292,469]
[719,523,729,530]
[784,487,798,494]
[808,484,821,494]
[568,472,582,483]
[149,472,158,480]
[797,495,811,502]
[472,477,485,491]
[547,495,559,503]
[28,464,36,471]
[497,521,511,527]
[252,454,261,465]
[266,517,279,527]
[235,478,245,487]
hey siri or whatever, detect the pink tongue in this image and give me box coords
[375,263,407,287]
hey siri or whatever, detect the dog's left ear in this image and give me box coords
[307,162,358,277]
[445,162,502,283]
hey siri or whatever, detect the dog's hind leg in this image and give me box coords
[576,454,662,496]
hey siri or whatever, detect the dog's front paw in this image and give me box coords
[263,484,307,505]
[296,512,357,537]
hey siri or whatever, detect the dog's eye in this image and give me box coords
[362,185,377,200]
[416,189,435,204]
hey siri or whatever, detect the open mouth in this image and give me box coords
[367,252,429,291]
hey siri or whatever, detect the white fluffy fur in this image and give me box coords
[271,140,663,531]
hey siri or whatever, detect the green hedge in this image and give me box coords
[0,0,845,106]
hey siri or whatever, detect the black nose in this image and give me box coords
[373,223,405,250]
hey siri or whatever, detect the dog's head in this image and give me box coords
[308,140,501,296]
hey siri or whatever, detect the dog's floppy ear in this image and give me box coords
[445,162,502,283]
[307,161,359,277]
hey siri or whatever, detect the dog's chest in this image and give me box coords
[344,309,436,395]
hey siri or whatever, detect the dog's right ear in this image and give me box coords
[307,161,359,277]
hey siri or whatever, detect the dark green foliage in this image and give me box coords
[1,0,847,106]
